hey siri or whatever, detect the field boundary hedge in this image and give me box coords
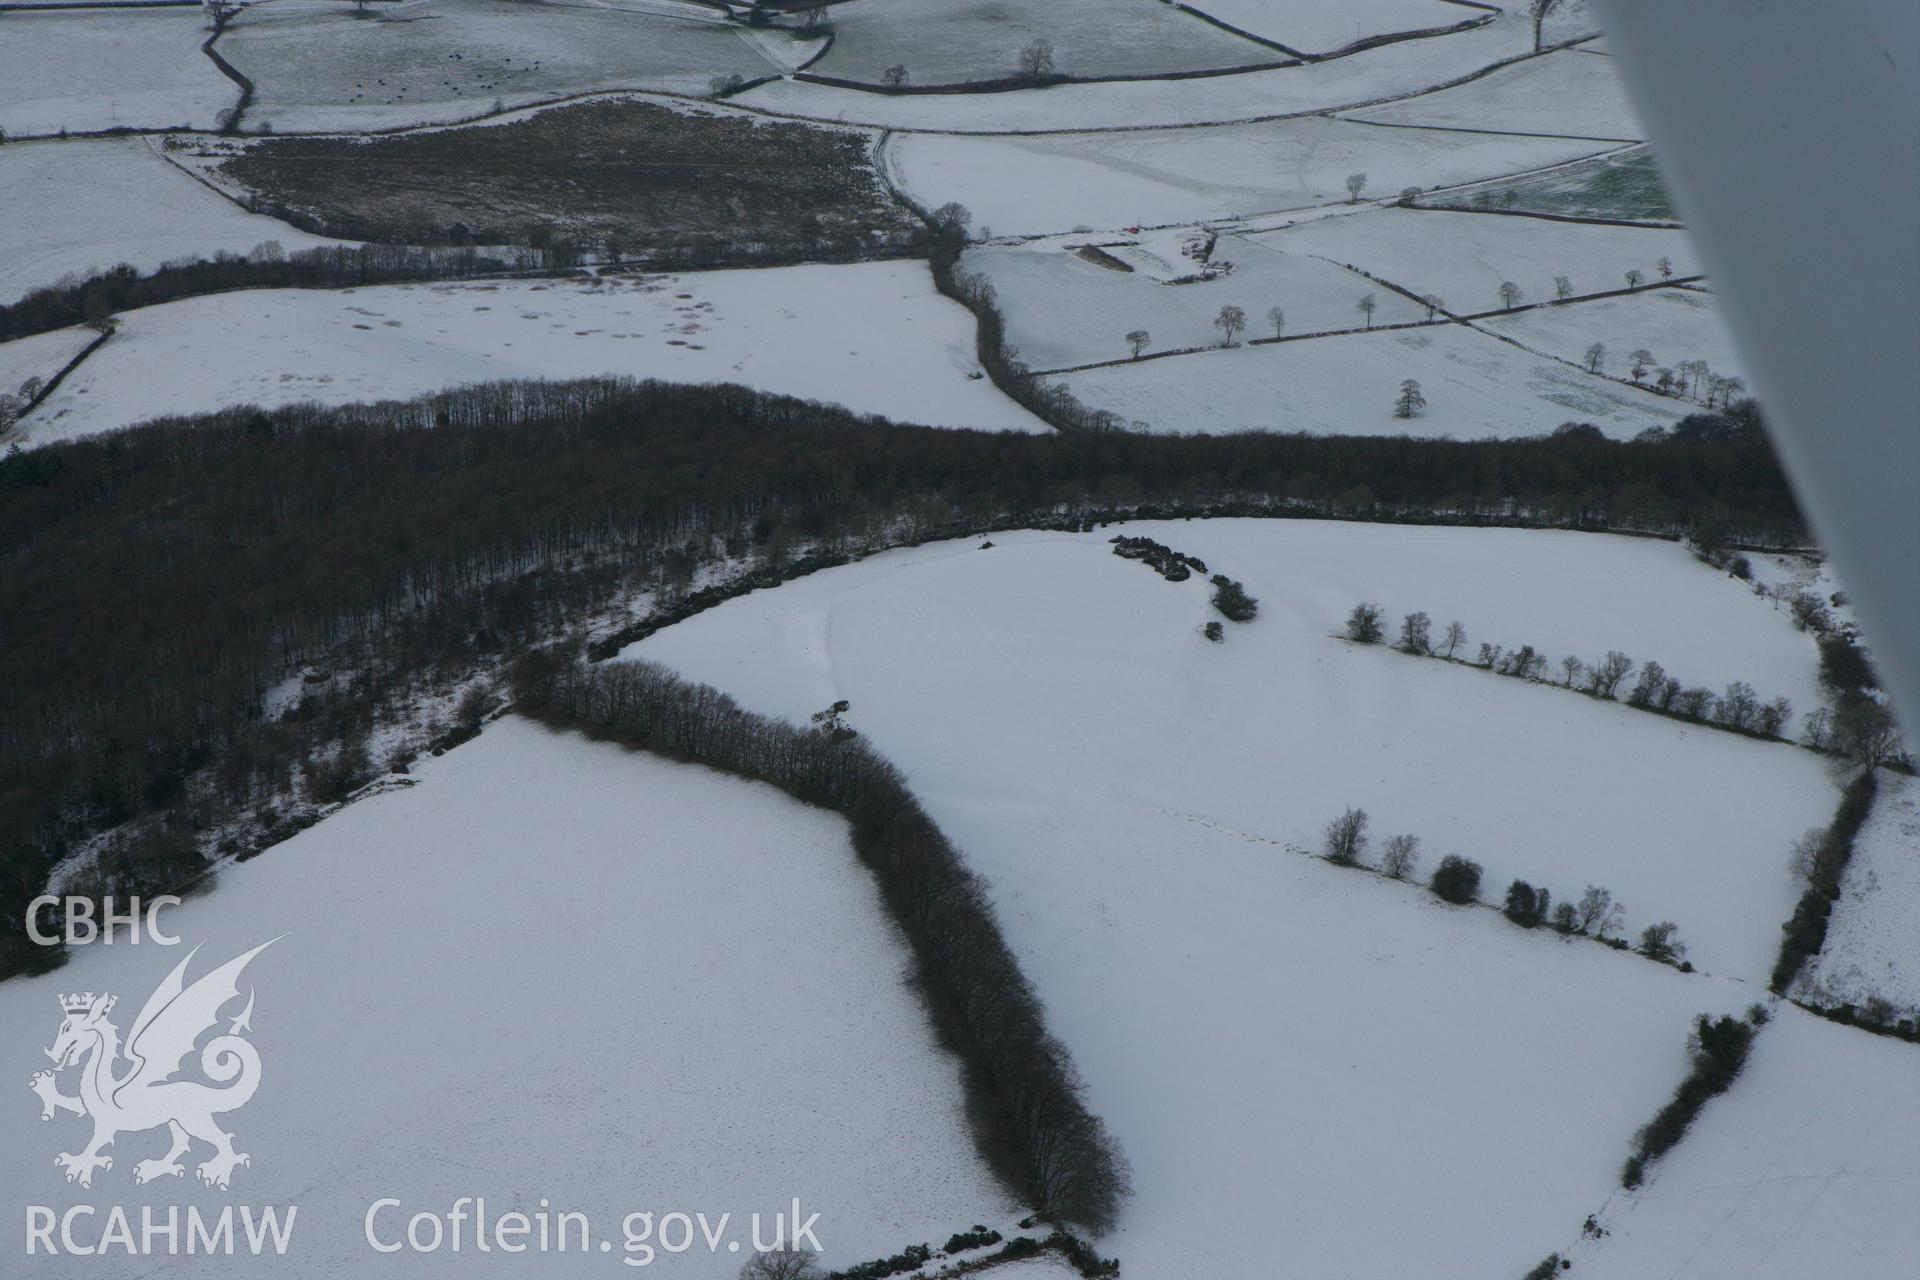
[513,658,1130,1230]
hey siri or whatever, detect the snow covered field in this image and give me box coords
[964,236,1425,370]
[1253,206,1702,313]
[222,0,776,133]
[737,12,1537,132]
[0,9,235,136]
[1568,1004,1920,1280]
[626,520,1838,1276]
[0,138,341,305]
[1482,287,1749,387]
[808,0,1278,86]
[1181,0,1480,57]
[0,326,93,411]
[1059,320,1691,437]
[1344,45,1644,140]
[13,263,1047,446]
[1804,775,1920,1012]
[886,118,1614,237]
[0,717,1013,1275]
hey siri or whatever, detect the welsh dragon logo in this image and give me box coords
[29,939,280,1190]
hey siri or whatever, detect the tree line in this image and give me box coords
[511,653,1130,1231]
[1320,807,1687,968]
[0,376,1809,977]
[1343,601,1906,770]
[0,242,543,345]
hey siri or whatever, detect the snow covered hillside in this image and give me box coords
[623,519,1845,1277]
[1056,321,1693,437]
[1566,1003,1920,1280]
[0,139,342,306]
[887,120,1615,238]
[0,10,235,136]
[13,264,1046,447]
[0,718,1014,1276]
[1804,775,1920,1012]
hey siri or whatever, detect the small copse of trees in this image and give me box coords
[1210,575,1258,623]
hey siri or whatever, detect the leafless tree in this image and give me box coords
[1627,659,1668,708]
[1380,834,1420,880]
[1672,686,1714,720]
[1657,255,1673,279]
[1498,280,1522,310]
[739,1248,823,1280]
[1586,650,1635,699]
[1125,329,1150,359]
[1397,186,1421,207]
[1357,293,1377,328]
[1394,377,1424,417]
[1833,699,1904,769]
[1715,681,1761,731]
[1266,305,1285,338]
[882,64,909,87]
[1345,602,1385,644]
[1786,827,1826,881]
[1625,268,1644,289]
[1629,348,1654,381]
[1420,293,1443,320]
[1017,38,1056,79]
[1214,304,1246,346]
[1576,885,1624,938]
[1553,275,1573,301]
[1559,654,1584,688]
[1399,611,1432,653]
[1440,620,1467,659]
[1324,807,1370,866]
[1757,696,1793,738]
[930,201,973,240]
[1638,922,1686,964]
[1345,172,1368,203]
[1801,706,1834,751]
[1583,341,1606,373]
[1527,0,1563,52]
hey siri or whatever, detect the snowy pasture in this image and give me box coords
[736,12,1537,132]
[1058,321,1691,437]
[1803,775,1920,1013]
[14,263,1047,446]
[222,0,776,132]
[0,326,94,412]
[1254,206,1703,313]
[886,117,1615,237]
[807,0,1278,86]
[1344,45,1644,140]
[0,717,1015,1276]
[1181,0,1483,57]
[0,138,341,305]
[1481,287,1749,388]
[963,236,1424,370]
[1568,1004,1920,1280]
[628,520,1838,1276]
[0,9,236,136]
